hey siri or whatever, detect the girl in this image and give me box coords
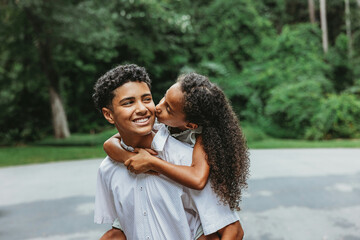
[104,73,249,239]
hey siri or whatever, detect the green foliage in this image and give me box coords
[196,0,274,70]
[265,80,325,138]
[214,23,331,124]
[0,0,196,143]
[326,34,354,92]
[306,93,360,140]
[240,123,270,142]
[1,0,360,144]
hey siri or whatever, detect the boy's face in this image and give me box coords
[102,81,155,137]
[155,83,189,130]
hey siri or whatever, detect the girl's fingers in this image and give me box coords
[144,148,158,155]
[124,159,130,166]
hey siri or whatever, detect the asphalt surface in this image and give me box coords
[0,149,360,240]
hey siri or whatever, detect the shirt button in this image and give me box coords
[143,211,147,216]
[146,237,150,240]
[140,186,143,191]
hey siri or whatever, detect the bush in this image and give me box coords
[305,93,360,140]
[265,80,325,138]
[326,34,354,92]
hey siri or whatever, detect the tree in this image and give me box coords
[24,5,70,138]
[345,0,353,58]
[308,0,316,24]
[0,0,196,143]
[0,0,121,142]
[320,0,329,53]
[193,0,274,72]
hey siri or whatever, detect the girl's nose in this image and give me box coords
[155,98,165,113]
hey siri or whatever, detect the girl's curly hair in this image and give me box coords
[92,64,151,112]
[178,73,250,210]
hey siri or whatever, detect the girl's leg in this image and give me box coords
[197,233,220,240]
[100,228,126,240]
[217,221,244,240]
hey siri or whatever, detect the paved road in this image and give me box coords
[0,149,359,240]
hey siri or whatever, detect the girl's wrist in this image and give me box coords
[149,156,161,172]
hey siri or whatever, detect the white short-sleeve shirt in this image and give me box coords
[94,123,239,238]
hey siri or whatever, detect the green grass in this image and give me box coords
[0,126,359,167]
[34,128,118,146]
[0,128,117,167]
[248,138,360,149]
[0,145,105,167]
[242,124,360,149]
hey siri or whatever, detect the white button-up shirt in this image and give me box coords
[94,124,239,239]
[94,124,201,240]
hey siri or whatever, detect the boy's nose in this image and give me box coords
[135,102,147,114]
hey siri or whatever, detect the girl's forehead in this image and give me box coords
[167,83,185,111]
[168,84,183,100]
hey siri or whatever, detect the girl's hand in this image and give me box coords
[124,148,159,175]
[134,148,158,155]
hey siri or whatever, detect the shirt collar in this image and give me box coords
[151,123,170,152]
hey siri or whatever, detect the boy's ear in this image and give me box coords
[102,107,115,125]
[185,122,198,130]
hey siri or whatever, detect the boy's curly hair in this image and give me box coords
[178,73,250,210]
[92,64,151,112]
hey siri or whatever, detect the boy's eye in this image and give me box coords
[166,106,171,113]
[144,97,152,102]
[122,101,133,106]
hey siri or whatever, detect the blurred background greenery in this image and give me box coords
[1,0,360,165]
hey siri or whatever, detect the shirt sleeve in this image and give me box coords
[188,181,240,235]
[94,160,117,224]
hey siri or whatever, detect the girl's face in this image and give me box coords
[155,83,188,130]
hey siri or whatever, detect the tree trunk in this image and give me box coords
[37,35,71,139]
[308,0,316,24]
[49,86,70,138]
[320,0,329,54]
[25,7,71,139]
[345,0,353,58]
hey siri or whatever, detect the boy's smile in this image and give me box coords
[102,81,155,145]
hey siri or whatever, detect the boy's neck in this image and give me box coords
[120,131,154,149]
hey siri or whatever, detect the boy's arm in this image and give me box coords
[103,133,136,163]
[125,136,210,190]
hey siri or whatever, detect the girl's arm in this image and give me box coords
[125,136,210,190]
[104,133,158,175]
[103,133,136,162]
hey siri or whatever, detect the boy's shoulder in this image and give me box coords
[98,156,124,175]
